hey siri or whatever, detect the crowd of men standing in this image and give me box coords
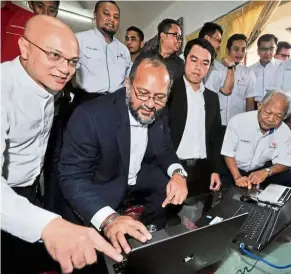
[1,1,291,273]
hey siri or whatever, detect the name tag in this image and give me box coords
[117,53,126,60]
[237,79,247,86]
[85,46,98,51]
[240,139,250,143]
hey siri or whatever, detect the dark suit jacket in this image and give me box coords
[167,78,223,173]
[59,88,179,225]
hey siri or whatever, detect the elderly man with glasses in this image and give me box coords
[59,55,188,255]
[138,18,184,80]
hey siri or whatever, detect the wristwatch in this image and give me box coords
[265,168,272,177]
[172,168,188,179]
[227,64,236,70]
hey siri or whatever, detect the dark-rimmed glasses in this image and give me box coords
[165,32,183,41]
[24,37,80,68]
[131,83,168,107]
[210,36,222,44]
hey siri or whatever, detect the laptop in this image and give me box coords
[196,187,291,251]
[257,184,291,206]
[105,213,247,274]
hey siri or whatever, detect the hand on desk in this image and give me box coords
[41,218,123,274]
[162,174,188,207]
[210,173,221,191]
[247,169,268,186]
[103,215,152,254]
[235,169,268,189]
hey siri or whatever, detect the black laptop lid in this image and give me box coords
[123,213,247,274]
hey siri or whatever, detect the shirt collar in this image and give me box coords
[94,27,116,44]
[14,57,52,99]
[183,76,205,93]
[128,109,148,128]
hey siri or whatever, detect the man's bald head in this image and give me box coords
[19,15,79,92]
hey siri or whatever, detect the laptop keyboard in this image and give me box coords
[113,259,128,274]
[234,204,272,242]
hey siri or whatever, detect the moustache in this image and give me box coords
[140,104,156,113]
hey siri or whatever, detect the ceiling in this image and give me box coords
[15,1,175,39]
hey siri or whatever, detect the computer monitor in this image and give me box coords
[105,213,247,274]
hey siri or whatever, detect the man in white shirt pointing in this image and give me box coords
[1,15,122,274]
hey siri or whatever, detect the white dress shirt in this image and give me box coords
[249,58,282,101]
[221,111,291,172]
[272,59,291,93]
[91,110,185,230]
[1,58,59,243]
[206,62,258,125]
[75,28,131,94]
[177,77,206,159]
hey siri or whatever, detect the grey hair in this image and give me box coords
[262,90,291,118]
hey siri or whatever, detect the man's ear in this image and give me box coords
[18,37,29,60]
[140,41,145,49]
[125,77,130,90]
[257,102,262,111]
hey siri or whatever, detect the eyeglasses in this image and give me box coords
[131,83,168,107]
[210,36,222,44]
[259,47,276,53]
[24,37,80,68]
[165,32,183,41]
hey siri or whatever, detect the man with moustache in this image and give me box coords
[1,15,122,274]
[73,1,131,105]
[138,18,184,80]
[205,34,258,134]
[250,34,281,102]
[199,22,235,96]
[275,41,291,61]
[28,1,60,17]
[168,38,222,196]
[125,26,144,63]
[59,56,188,255]
[221,90,291,189]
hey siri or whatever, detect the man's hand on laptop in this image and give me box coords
[102,215,152,254]
[247,170,268,186]
[41,218,123,274]
[235,176,251,189]
[162,173,188,207]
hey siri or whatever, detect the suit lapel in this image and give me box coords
[170,79,188,149]
[116,90,130,174]
[203,90,211,150]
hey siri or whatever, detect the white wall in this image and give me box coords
[143,1,246,41]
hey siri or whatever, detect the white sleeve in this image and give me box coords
[1,107,60,243]
[272,134,291,167]
[91,206,117,231]
[245,70,257,98]
[221,119,239,157]
[205,68,223,93]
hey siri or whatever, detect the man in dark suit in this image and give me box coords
[59,56,188,254]
[168,38,223,196]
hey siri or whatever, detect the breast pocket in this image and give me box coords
[236,79,248,99]
[82,47,104,75]
[260,146,276,163]
[236,140,253,163]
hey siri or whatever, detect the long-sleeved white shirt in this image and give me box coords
[1,57,59,242]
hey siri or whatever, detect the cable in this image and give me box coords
[240,243,291,269]
[235,259,258,274]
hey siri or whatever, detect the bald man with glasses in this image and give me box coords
[1,15,122,274]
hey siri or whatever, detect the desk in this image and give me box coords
[179,188,291,274]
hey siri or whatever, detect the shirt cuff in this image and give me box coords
[167,163,187,178]
[91,206,116,231]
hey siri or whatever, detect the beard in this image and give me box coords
[126,89,164,125]
[100,26,117,36]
